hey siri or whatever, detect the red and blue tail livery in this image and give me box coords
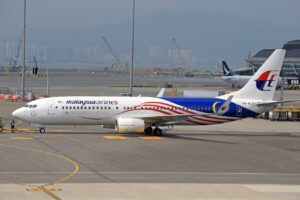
[255,70,278,91]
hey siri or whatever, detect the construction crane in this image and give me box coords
[102,36,123,67]
[172,38,188,68]
[10,31,24,72]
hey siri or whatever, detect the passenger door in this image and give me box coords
[236,105,242,117]
[48,101,56,115]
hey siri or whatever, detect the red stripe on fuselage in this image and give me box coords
[144,102,196,114]
[141,104,184,114]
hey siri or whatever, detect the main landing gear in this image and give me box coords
[39,127,46,133]
[144,127,163,136]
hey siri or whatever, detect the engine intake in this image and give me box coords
[115,117,145,133]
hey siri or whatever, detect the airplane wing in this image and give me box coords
[132,112,223,123]
[216,95,233,115]
[156,88,166,97]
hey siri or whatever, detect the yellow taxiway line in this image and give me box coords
[10,137,33,140]
[103,135,128,140]
[0,143,79,189]
[139,136,164,140]
[103,135,164,140]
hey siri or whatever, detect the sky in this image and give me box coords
[1,0,300,36]
[1,0,300,67]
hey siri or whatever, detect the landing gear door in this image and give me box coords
[236,105,242,117]
[48,101,56,115]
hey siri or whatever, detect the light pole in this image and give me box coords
[22,0,27,101]
[129,0,135,96]
[46,67,49,96]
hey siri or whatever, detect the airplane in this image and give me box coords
[220,60,283,88]
[13,49,293,136]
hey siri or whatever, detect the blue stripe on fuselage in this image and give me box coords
[160,97,258,118]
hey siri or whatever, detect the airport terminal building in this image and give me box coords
[248,40,300,84]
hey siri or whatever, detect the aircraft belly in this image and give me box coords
[38,112,114,125]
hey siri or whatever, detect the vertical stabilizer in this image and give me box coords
[231,49,286,100]
[222,61,233,76]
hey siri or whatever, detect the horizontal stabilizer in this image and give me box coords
[257,100,300,107]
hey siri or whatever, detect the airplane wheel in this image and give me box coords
[39,127,45,133]
[144,127,153,135]
[153,128,162,136]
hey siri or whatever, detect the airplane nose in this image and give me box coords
[12,108,23,119]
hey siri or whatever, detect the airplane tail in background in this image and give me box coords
[222,61,233,76]
[232,49,286,100]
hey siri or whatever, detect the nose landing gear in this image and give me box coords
[39,127,45,133]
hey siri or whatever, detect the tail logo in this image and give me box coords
[255,70,278,91]
[222,61,232,76]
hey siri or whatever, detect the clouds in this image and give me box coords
[1,0,300,36]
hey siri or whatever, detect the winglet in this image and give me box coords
[217,95,233,115]
[157,88,166,97]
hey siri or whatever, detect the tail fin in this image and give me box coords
[232,49,286,100]
[222,61,233,76]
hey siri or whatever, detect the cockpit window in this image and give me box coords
[25,104,37,108]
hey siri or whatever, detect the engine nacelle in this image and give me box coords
[115,117,145,133]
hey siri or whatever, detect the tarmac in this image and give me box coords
[0,119,299,199]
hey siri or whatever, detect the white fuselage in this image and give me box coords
[13,96,253,127]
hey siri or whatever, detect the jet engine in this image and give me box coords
[115,117,145,133]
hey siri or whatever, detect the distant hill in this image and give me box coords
[1,10,299,68]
